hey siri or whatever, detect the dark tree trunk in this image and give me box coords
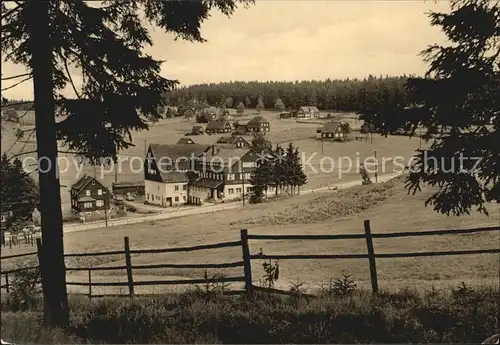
[30,0,69,327]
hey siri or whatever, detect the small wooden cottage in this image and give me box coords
[246,116,270,133]
[320,121,348,141]
[205,119,233,134]
[297,106,320,119]
[216,135,251,148]
[70,175,110,214]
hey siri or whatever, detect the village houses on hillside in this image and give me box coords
[246,116,270,133]
[144,144,209,206]
[216,135,251,148]
[144,143,260,206]
[205,119,233,134]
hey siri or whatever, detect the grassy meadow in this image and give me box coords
[8,175,488,296]
[1,109,423,215]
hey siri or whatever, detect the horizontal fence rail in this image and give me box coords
[247,222,500,293]
[1,222,498,296]
[128,240,242,254]
[250,253,369,260]
[64,250,124,258]
[1,251,37,260]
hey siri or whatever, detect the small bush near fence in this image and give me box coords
[1,284,498,344]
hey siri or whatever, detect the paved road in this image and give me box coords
[64,172,403,234]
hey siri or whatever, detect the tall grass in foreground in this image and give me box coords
[1,284,498,344]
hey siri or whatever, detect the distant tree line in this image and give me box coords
[1,98,34,111]
[164,75,411,114]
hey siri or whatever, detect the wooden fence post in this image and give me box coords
[88,268,92,299]
[5,273,9,293]
[36,238,45,297]
[364,220,379,293]
[240,229,253,294]
[124,237,135,297]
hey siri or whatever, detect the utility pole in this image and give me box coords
[30,0,69,327]
[240,158,245,206]
[321,138,324,155]
[374,150,378,183]
[241,172,245,206]
[104,192,109,227]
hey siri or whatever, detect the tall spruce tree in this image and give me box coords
[251,132,272,153]
[236,101,245,116]
[1,0,253,327]
[289,146,307,194]
[403,0,500,215]
[256,95,265,114]
[272,145,286,196]
[274,97,286,112]
[249,155,273,203]
[284,143,296,194]
[0,153,39,222]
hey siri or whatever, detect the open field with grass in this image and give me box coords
[11,175,489,296]
[1,110,423,215]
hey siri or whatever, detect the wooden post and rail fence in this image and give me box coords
[1,221,499,297]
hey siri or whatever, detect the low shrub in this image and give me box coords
[125,205,137,212]
[1,284,497,344]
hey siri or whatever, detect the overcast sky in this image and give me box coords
[2,1,450,100]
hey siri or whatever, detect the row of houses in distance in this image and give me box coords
[279,106,321,119]
[176,135,251,148]
[187,115,270,136]
[144,143,261,206]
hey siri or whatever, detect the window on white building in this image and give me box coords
[228,188,234,194]
[175,196,179,202]
[183,184,187,190]
[227,174,235,180]
[236,188,242,194]
[244,173,251,179]
[86,190,91,196]
[96,200,104,207]
[97,189,102,195]
[175,185,179,191]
